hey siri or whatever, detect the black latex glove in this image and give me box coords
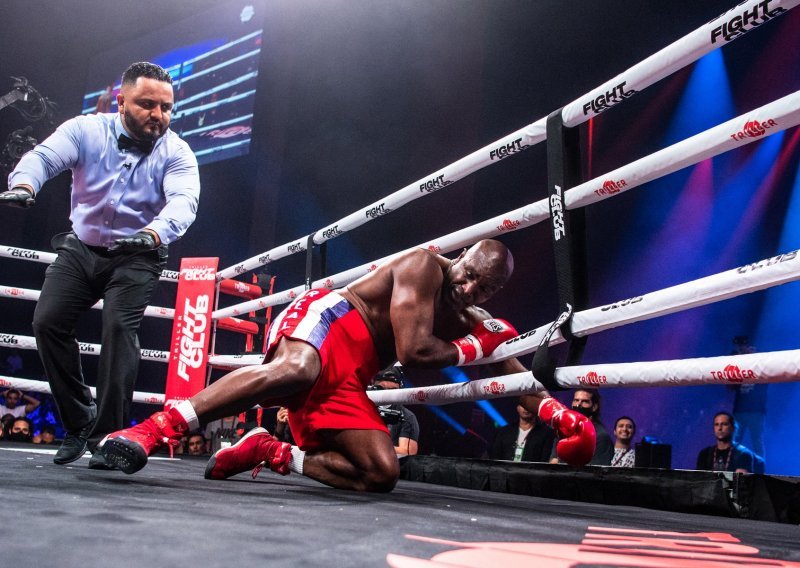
[113,230,158,251]
[0,187,35,208]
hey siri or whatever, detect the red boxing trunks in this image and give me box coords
[265,289,388,450]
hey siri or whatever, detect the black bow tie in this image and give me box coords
[118,133,154,154]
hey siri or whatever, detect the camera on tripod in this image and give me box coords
[367,383,404,426]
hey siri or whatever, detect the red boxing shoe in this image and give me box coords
[103,411,186,474]
[204,427,292,480]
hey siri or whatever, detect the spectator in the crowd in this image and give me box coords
[696,411,756,473]
[36,424,58,445]
[8,416,34,443]
[204,415,241,454]
[490,397,554,462]
[0,388,40,418]
[611,416,636,468]
[1,413,15,438]
[550,388,614,465]
[273,407,295,445]
[370,366,420,456]
[186,431,208,456]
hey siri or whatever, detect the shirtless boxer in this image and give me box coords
[102,239,595,491]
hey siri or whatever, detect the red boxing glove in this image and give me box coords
[538,397,596,466]
[451,318,518,365]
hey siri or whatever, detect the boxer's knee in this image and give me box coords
[362,456,400,493]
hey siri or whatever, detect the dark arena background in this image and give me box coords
[1,1,800,565]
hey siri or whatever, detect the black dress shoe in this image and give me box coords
[88,451,117,470]
[54,422,93,465]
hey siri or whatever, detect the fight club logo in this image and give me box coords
[390,527,799,566]
[0,334,18,345]
[482,381,506,395]
[176,295,210,382]
[9,248,39,259]
[287,290,298,300]
[711,364,756,383]
[581,81,637,116]
[489,137,528,161]
[321,225,342,239]
[366,264,379,272]
[4,288,24,297]
[323,278,335,288]
[419,174,453,193]
[287,243,304,254]
[162,270,180,280]
[578,371,607,386]
[78,343,97,354]
[413,390,427,402]
[427,245,441,253]
[737,250,797,273]
[234,264,246,274]
[182,267,215,281]
[730,118,777,141]
[154,307,172,316]
[600,296,644,311]
[593,179,627,197]
[141,349,168,361]
[505,329,537,344]
[258,254,271,264]
[710,0,786,44]
[142,396,162,404]
[365,202,391,219]
[550,185,565,241]
[496,218,521,232]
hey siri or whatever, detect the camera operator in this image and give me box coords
[368,366,419,456]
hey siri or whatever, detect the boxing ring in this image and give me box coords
[2,1,800,563]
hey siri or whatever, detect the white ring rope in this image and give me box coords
[217,0,798,281]
[213,89,800,320]
[206,247,800,370]
[0,246,180,282]
[0,334,169,364]
[0,375,164,405]
[366,349,800,406]
[0,286,176,319]
[3,347,795,409]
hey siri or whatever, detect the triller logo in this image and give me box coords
[413,390,427,402]
[594,179,627,197]
[578,371,607,386]
[483,381,506,395]
[711,364,755,383]
[730,118,777,141]
[496,218,521,232]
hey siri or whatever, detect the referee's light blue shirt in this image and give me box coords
[8,113,200,247]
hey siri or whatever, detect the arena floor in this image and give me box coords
[3,443,798,567]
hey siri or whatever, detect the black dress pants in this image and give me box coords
[32,232,165,450]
